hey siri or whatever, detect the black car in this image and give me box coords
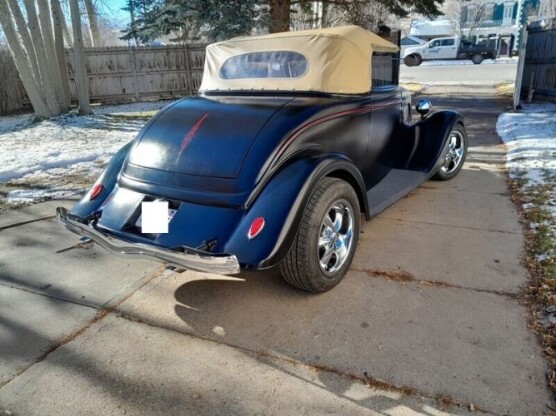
[58,25,467,292]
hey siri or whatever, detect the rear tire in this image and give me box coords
[433,123,468,181]
[279,177,360,293]
[471,54,483,64]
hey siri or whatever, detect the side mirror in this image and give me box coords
[416,99,432,118]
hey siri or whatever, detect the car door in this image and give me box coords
[363,86,403,188]
[425,39,456,60]
[424,39,441,59]
[438,38,457,59]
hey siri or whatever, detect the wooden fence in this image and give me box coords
[0,44,207,115]
[521,18,556,103]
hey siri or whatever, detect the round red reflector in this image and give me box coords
[89,183,104,201]
[248,217,265,239]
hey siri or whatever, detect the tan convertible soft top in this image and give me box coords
[199,25,399,94]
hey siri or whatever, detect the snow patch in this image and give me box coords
[497,103,556,257]
[0,100,172,206]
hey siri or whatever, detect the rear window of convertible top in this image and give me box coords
[219,51,308,80]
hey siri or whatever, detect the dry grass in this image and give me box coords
[363,268,414,282]
[507,171,556,393]
[494,82,515,98]
[400,83,426,94]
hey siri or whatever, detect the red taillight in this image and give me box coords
[89,183,104,201]
[248,217,265,239]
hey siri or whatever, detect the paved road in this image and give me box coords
[0,86,551,415]
[401,62,517,85]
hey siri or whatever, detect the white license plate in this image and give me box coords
[135,208,177,229]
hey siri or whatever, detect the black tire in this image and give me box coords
[413,54,423,66]
[471,54,483,64]
[403,55,415,67]
[404,54,422,67]
[279,177,360,293]
[433,123,468,181]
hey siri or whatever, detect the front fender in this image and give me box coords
[224,154,367,270]
[409,110,464,173]
[70,142,133,219]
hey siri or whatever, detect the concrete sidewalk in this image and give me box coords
[0,88,552,415]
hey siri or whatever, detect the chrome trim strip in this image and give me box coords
[56,207,240,275]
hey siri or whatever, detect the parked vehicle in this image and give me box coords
[400,35,427,57]
[57,26,468,292]
[403,36,497,66]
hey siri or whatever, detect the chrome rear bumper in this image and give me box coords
[56,207,240,275]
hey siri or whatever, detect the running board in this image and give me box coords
[368,169,428,217]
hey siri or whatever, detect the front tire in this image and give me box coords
[433,123,468,181]
[280,177,360,292]
[404,54,422,67]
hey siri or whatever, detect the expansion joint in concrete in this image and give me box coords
[0,215,56,232]
[383,217,519,235]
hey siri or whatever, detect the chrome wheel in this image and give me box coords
[440,130,465,175]
[318,200,354,275]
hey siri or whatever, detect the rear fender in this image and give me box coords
[70,142,133,219]
[224,154,367,269]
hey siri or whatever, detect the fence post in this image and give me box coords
[513,25,528,110]
[129,47,140,101]
[183,43,194,96]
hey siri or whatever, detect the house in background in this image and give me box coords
[409,0,540,55]
[460,0,540,52]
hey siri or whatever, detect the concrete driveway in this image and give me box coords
[0,86,552,415]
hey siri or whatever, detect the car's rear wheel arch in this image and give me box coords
[326,169,369,220]
[279,176,361,292]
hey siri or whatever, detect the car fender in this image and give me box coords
[223,153,367,269]
[409,110,464,173]
[70,142,133,220]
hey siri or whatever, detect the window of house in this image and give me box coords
[504,3,513,19]
[483,4,495,21]
[466,5,477,22]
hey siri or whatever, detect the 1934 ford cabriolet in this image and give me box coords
[57,26,467,292]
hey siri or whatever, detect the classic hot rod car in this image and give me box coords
[57,26,467,292]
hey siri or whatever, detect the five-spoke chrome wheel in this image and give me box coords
[318,201,354,275]
[440,129,465,175]
[433,123,468,181]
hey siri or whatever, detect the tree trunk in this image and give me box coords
[269,0,291,33]
[51,0,72,107]
[37,0,68,112]
[62,12,73,45]
[0,0,51,118]
[22,0,60,116]
[83,0,101,47]
[6,0,41,87]
[69,0,91,115]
